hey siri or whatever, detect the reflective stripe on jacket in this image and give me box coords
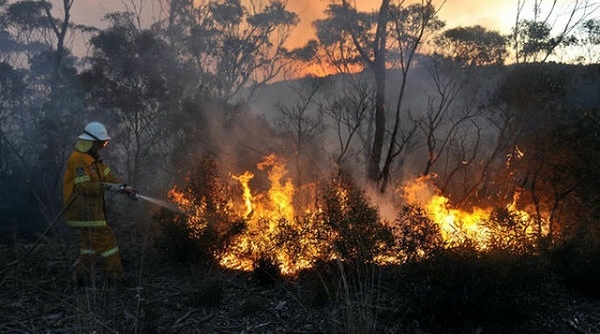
[80,246,119,257]
[63,149,121,227]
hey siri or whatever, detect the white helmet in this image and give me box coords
[78,122,111,141]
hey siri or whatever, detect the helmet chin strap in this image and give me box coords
[84,130,102,141]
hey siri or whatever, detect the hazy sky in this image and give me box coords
[64,0,583,50]
[284,0,518,46]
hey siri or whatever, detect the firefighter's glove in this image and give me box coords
[119,184,138,200]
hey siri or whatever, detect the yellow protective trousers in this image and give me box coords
[74,226,123,282]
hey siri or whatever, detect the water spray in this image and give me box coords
[135,193,184,214]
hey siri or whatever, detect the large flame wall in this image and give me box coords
[169,155,547,275]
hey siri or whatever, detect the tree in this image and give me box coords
[5,0,51,66]
[485,64,588,245]
[162,0,299,100]
[0,61,26,202]
[39,0,72,73]
[575,18,600,63]
[422,27,507,200]
[275,77,326,188]
[434,25,508,66]
[314,0,444,192]
[379,1,444,192]
[2,0,89,221]
[314,0,391,185]
[510,0,599,63]
[419,62,464,176]
[82,13,189,188]
[0,0,25,65]
[0,61,37,234]
[320,76,375,166]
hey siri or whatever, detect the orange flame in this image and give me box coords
[225,154,308,274]
[231,171,254,217]
[400,174,543,249]
[257,153,295,223]
[169,156,545,275]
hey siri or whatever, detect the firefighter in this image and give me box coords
[63,121,135,287]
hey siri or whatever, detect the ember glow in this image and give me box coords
[169,154,547,275]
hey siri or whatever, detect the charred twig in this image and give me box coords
[173,308,198,326]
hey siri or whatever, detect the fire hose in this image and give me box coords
[102,183,184,214]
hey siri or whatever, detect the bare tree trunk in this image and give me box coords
[368,60,387,184]
[349,0,390,184]
[42,0,73,76]
[379,0,443,192]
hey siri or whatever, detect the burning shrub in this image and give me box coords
[317,170,396,264]
[154,209,246,266]
[393,205,444,262]
[167,152,339,275]
[155,153,247,266]
[271,214,336,271]
[399,175,550,252]
[486,207,538,254]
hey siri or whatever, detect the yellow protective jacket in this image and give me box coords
[63,148,121,228]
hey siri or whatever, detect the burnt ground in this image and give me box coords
[1,220,600,334]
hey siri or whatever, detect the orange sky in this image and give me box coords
[284,0,517,48]
[69,0,516,40]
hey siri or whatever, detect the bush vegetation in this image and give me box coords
[149,157,600,333]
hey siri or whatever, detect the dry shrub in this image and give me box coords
[393,204,444,262]
[486,206,538,254]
